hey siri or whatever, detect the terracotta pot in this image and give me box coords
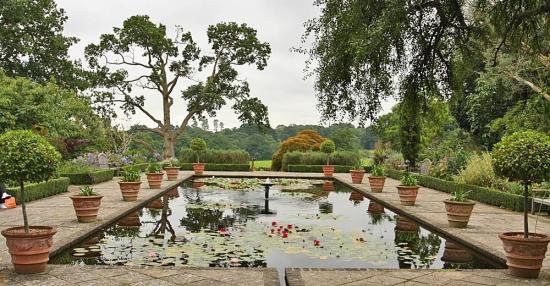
[350,170,365,184]
[118,181,141,201]
[164,167,180,181]
[499,232,550,278]
[396,185,419,206]
[395,216,419,232]
[192,180,205,188]
[368,176,386,193]
[146,198,163,209]
[367,201,385,214]
[118,211,141,228]
[69,195,103,223]
[349,191,364,202]
[1,226,56,274]
[444,200,475,228]
[146,172,164,189]
[441,241,473,263]
[193,163,205,175]
[322,165,334,177]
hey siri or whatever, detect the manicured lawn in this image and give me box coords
[251,160,271,169]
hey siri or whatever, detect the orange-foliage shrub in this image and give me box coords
[271,129,326,171]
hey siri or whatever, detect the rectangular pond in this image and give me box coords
[51,178,503,281]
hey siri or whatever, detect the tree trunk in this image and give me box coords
[20,180,29,233]
[162,132,175,160]
[524,183,529,238]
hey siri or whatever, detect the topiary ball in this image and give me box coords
[492,130,550,185]
[189,138,207,152]
[320,139,336,154]
[0,130,61,183]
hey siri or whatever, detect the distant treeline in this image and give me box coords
[128,123,376,160]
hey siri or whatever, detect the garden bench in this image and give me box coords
[531,189,550,215]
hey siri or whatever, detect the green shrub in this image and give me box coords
[454,152,500,188]
[122,163,149,172]
[189,138,207,162]
[60,169,114,185]
[7,177,70,203]
[121,169,141,182]
[287,165,353,173]
[320,139,336,165]
[77,186,98,196]
[180,148,250,164]
[371,165,386,176]
[386,169,526,211]
[281,151,360,171]
[384,150,404,170]
[58,161,100,174]
[179,163,250,172]
[400,172,418,186]
[147,163,163,173]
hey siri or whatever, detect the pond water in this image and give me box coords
[51,178,502,280]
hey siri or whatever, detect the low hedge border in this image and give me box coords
[7,177,70,203]
[287,165,354,173]
[386,169,527,211]
[180,163,250,172]
[60,169,115,185]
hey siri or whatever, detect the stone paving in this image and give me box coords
[285,268,550,286]
[332,173,550,273]
[0,172,192,264]
[1,170,550,285]
[0,264,279,286]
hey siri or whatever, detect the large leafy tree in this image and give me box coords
[85,15,271,159]
[301,0,550,164]
[0,0,85,90]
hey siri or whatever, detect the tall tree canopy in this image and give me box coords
[85,15,271,159]
[302,0,550,164]
[0,0,85,90]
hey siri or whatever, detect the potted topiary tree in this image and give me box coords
[146,163,164,189]
[164,159,180,181]
[443,190,475,228]
[492,130,550,278]
[0,130,61,273]
[368,165,386,193]
[190,138,207,175]
[118,168,142,201]
[320,139,336,177]
[396,172,420,206]
[350,163,365,184]
[70,186,103,223]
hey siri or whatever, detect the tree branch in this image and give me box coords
[506,71,550,102]
[175,111,197,136]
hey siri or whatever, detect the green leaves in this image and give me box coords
[189,138,207,153]
[320,139,336,154]
[492,130,550,185]
[400,172,418,187]
[0,130,61,183]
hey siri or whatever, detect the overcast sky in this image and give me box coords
[56,0,395,129]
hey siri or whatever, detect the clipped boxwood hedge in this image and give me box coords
[60,169,115,185]
[386,169,527,211]
[287,165,354,173]
[180,163,250,172]
[7,177,70,203]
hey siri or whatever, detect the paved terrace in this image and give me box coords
[0,170,549,285]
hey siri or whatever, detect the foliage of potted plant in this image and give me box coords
[190,138,207,175]
[118,168,142,201]
[164,159,180,181]
[70,186,103,223]
[396,172,419,206]
[146,163,164,189]
[492,130,550,278]
[0,130,61,273]
[320,139,336,177]
[350,163,365,184]
[443,190,475,228]
[368,165,386,193]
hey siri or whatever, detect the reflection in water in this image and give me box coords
[349,191,364,205]
[442,241,474,267]
[51,179,503,273]
[192,180,205,188]
[394,215,441,269]
[322,181,335,192]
